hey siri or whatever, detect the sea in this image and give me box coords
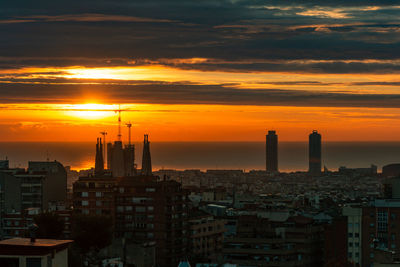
[0,142,399,172]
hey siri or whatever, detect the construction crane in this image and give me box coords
[126,122,132,145]
[116,104,122,141]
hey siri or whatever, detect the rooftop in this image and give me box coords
[0,238,73,248]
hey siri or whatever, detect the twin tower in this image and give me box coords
[266,130,322,175]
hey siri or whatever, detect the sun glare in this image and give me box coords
[64,103,118,120]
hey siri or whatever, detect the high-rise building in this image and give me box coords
[309,130,322,175]
[266,130,278,172]
[141,135,152,176]
[114,176,188,267]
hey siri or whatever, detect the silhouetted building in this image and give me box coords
[266,130,278,172]
[108,141,125,177]
[222,214,324,266]
[107,140,136,177]
[73,175,116,217]
[309,130,322,175]
[382,163,400,178]
[141,135,152,176]
[115,176,188,267]
[124,144,136,176]
[95,137,104,175]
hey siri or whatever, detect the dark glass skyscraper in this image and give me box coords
[309,130,321,175]
[266,130,278,172]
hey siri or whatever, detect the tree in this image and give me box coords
[34,212,64,239]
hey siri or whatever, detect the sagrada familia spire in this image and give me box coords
[141,134,152,176]
[95,137,104,175]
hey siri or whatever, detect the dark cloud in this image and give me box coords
[0,81,400,108]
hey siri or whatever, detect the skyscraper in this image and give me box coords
[309,130,321,175]
[266,130,278,172]
[141,134,152,176]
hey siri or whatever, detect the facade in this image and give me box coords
[222,215,324,266]
[309,130,322,176]
[0,238,73,267]
[188,210,225,261]
[72,175,116,217]
[361,199,400,267]
[266,130,278,173]
[343,206,363,266]
[323,216,348,267]
[114,176,188,267]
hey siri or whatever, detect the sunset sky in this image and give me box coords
[2,1,400,142]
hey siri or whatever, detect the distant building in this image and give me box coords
[28,161,68,209]
[107,140,136,177]
[108,141,125,177]
[309,130,322,175]
[338,165,377,176]
[0,237,73,267]
[382,163,400,178]
[141,134,152,176]
[222,214,324,266]
[72,175,116,217]
[188,210,225,261]
[95,137,104,175]
[266,130,278,172]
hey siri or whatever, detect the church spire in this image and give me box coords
[141,134,152,176]
[95,137,104,175]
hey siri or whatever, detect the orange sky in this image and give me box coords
[1,65,400,142]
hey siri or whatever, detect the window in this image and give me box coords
[95,192,102,197]
[348,252,352,258]
[82,200,89,206]
[82,209,89,215]
[147,232,154,238]
[392,234,396,241]
[26,258,42,267]
[370,253,374,259]
[348,233,353,238]
[146,188,156,192]
[15,221,19,226]
[348,223,353,228]
[96,209,101,215]
[392,244,396,249]
[349,243,353,247]
[148,206,154,211]
[355,252,359,258]
[391,213,396,220]
[136,206,146,212]
[355,233,359,238]
[82,192,88,197]
[96,201,102,206]
[119,187,124,193]
[126,206,133,211]
[117,206,124,212]
[355,242,359,248]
